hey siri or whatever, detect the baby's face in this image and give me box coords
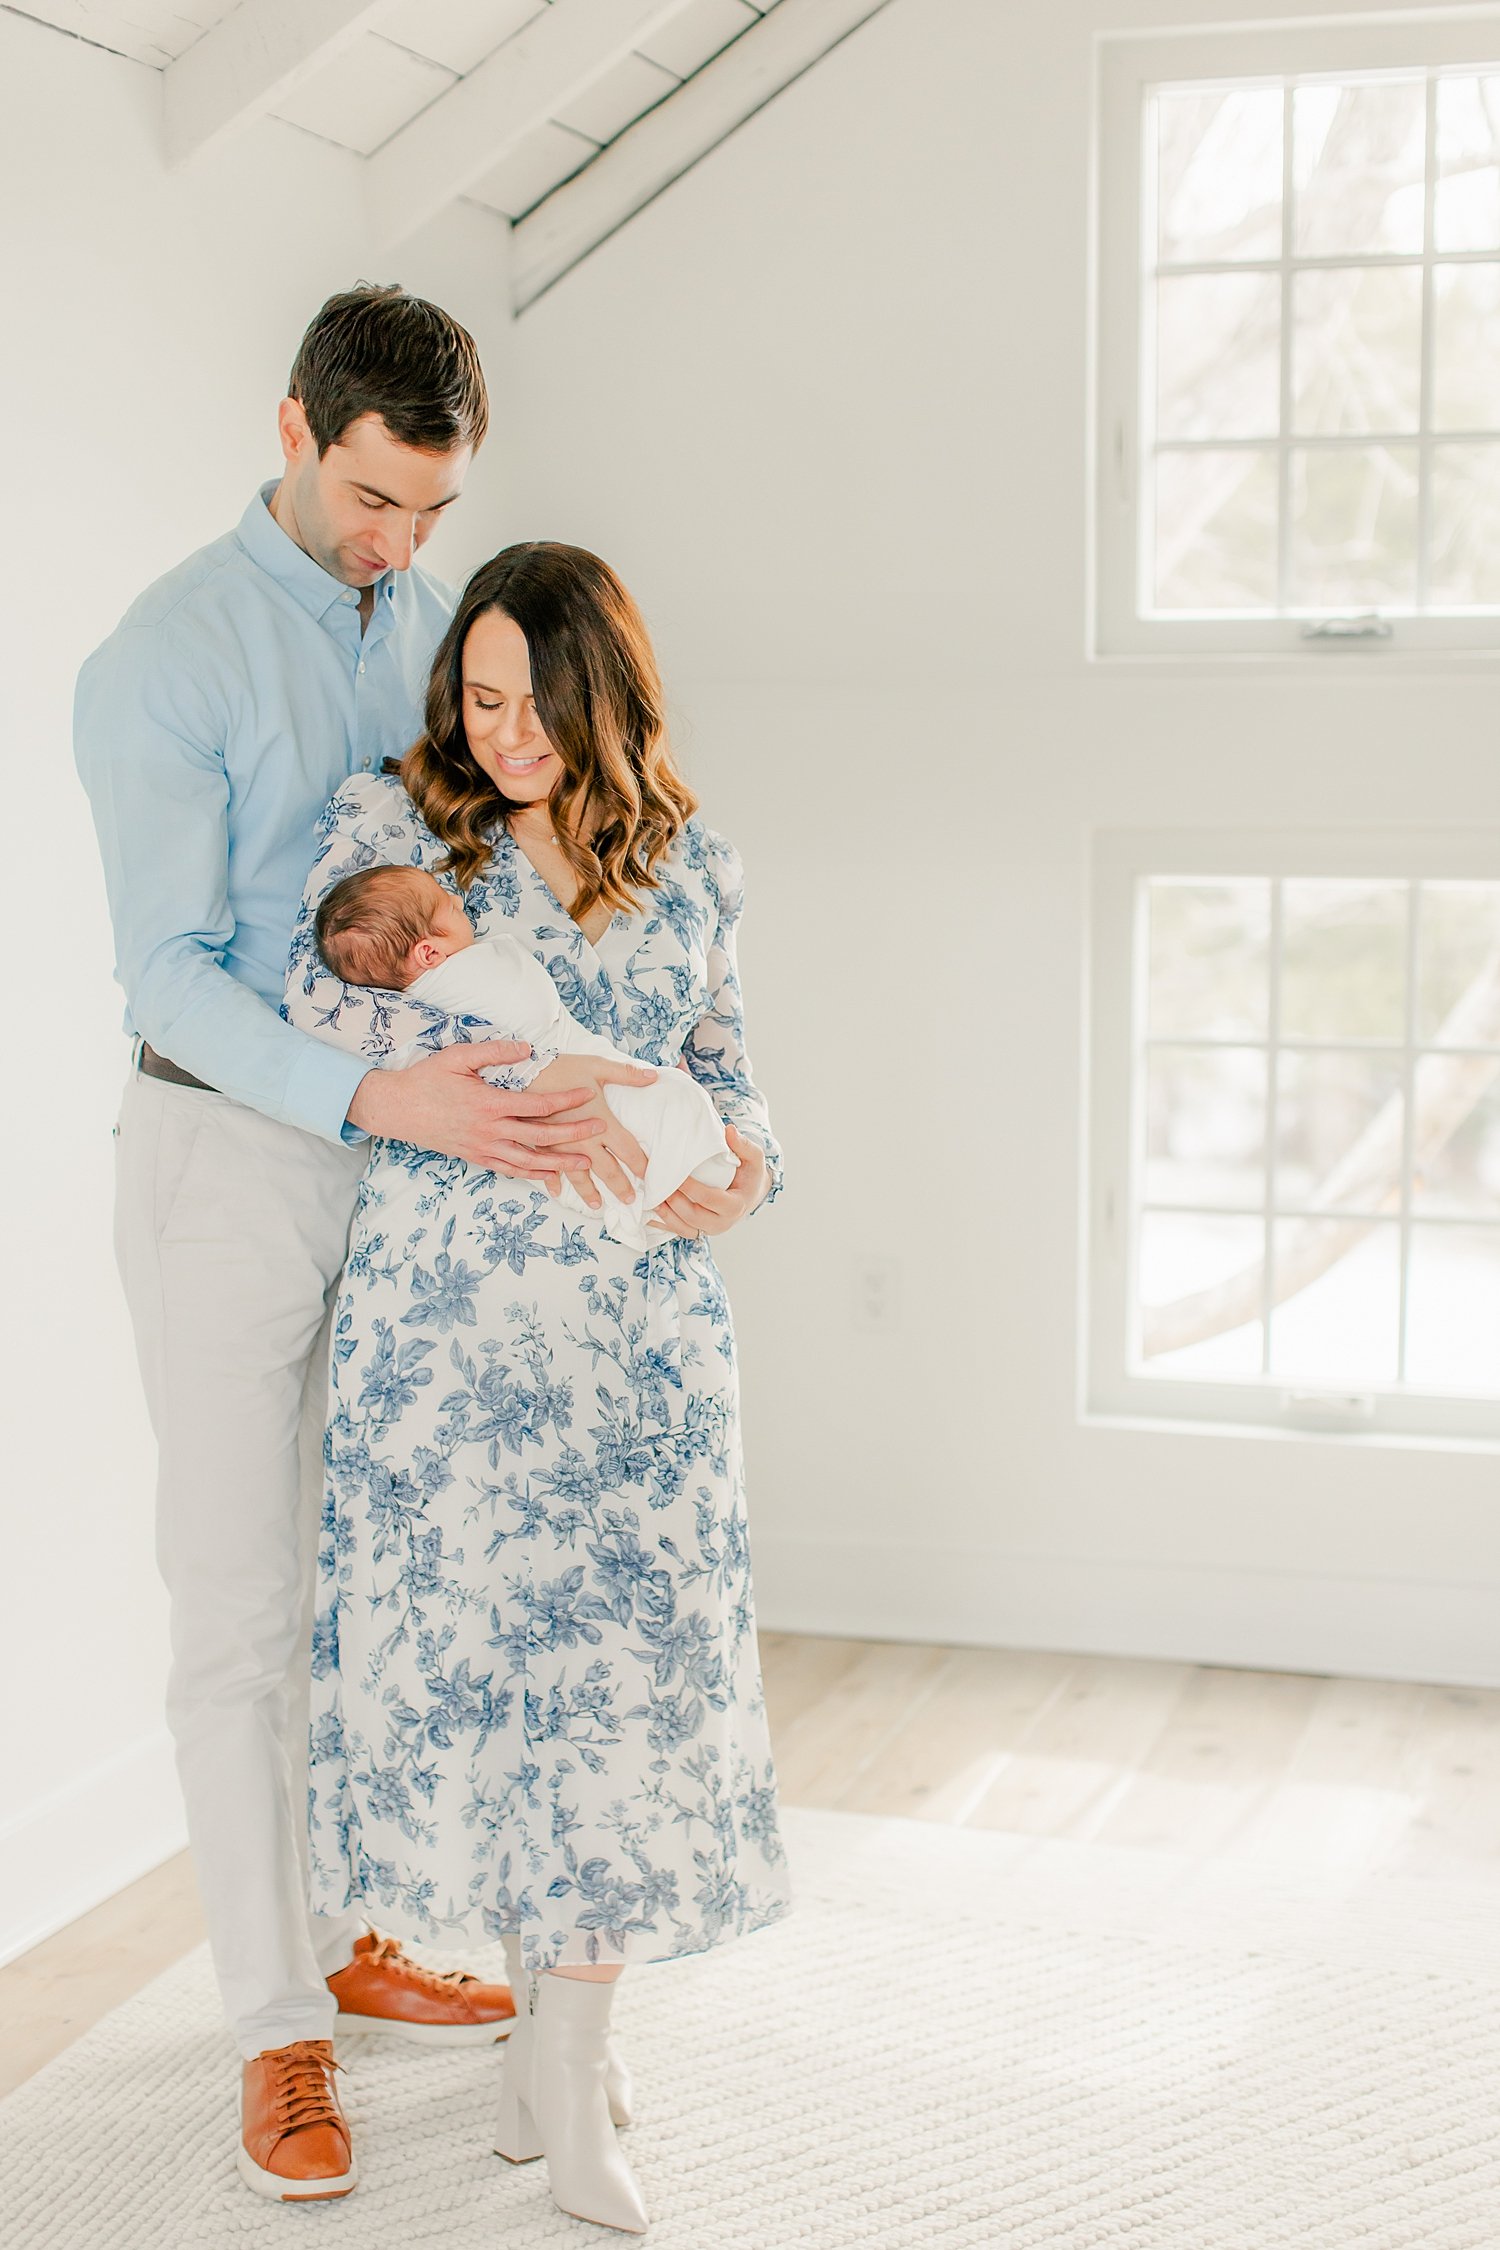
[407,871,476,976]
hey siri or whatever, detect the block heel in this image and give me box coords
[494,2080,544,2165]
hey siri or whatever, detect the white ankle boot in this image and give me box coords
[603,2033,634,2131]
[498,1937,632,2129]
[495,1955,647,2235]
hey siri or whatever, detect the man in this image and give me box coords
[75,284,650,2203]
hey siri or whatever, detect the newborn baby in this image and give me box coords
[314,864,736,1245]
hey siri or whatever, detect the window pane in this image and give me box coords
[1146,1046,1267,1208]
[1154,448,1279,611]
[1287,444,1419,610]
[1414,1063,1500,1216]
[1268,1219,1400,1381]
[1156,86,1284,264]
[1157,272,1281,439]
[1433,263,1500,430]
[1147,878,1271,1039]
[1275,1049,1403,1210]
[1281,879,1408,1042]
[1419,882,1500,1041]
[1291,266,1422,435]
[1406,1224,1500,1389]
[1427,443,1500,607]
[1435,73,1500,253]
[1137,1211,1265,1374]
[1293,78,1426,256]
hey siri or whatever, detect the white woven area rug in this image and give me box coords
[4,1805,1500,2249]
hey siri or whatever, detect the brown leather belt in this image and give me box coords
[138,1042,217,1094]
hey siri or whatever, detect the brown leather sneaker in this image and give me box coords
[237,2039,356,2202]
[327,1930,516,2044]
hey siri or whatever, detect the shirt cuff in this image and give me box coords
[281,1038,374,1146]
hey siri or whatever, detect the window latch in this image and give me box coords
[1278,1390,1378,1431]
[1299,613,1393,643]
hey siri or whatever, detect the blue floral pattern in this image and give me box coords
[283,774,789,1969]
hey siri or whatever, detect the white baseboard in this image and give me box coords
[753,1536,1500,1689]
[0,1731,187,1969]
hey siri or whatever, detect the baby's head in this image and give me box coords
[315,865,474,990]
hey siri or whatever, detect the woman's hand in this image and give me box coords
[528,1054,654,1208]
[647,1127,770,1240]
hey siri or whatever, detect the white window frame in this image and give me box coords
[1086,825,1500,1446]
[1093,17,1500,663]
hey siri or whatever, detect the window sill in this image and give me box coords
[1079,1404,1500,1457]
[1084,643,1500,675]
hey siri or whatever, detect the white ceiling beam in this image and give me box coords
[162,0,391,166]
[367,0,697,250]
[509,0,895,310]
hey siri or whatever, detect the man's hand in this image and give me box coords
[647,1126,770,1240]
[347,1039,612,1177]
[527,1054,654,1209]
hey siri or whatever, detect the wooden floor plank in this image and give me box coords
[1085,1662,1324,1859]
[0,1849,204,2100]
[1231,1673,1435,1880]
[966,1654,1194,1840]
[839,1646,1077,1823]
[766,1638,955,1807]
[1379,1681,1500,1880]
[757,1630,869,1740]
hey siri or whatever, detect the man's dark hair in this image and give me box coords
[288,282,488,456]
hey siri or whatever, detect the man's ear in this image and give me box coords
[277,395,314,468]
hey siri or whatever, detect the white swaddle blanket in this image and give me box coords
[406,934,736,1248]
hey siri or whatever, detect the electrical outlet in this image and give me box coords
[853,1256,901,1331]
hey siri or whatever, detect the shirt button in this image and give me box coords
[361,757,371,770]
[357,659,366,674]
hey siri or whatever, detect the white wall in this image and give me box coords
[0,11,515,1963]
[9,0,1498,1970]
[505,0,1500,1687]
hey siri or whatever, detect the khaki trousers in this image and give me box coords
[113,1059,368,2056]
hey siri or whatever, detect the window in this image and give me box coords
[1088,831,1500,1441]
[1095,21,1500,656]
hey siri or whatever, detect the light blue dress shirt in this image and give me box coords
[75,482,454,1143]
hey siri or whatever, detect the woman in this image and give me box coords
[283,545,790,2233]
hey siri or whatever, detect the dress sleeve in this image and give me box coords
[281,780,554,1098]
[682,835,783,1209]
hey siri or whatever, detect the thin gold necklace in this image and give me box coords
[512,810,562,850]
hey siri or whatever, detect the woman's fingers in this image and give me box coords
[675,1175,739,1219]
[501,1111,609,1151]
[652,1191,700,1234]
[725,1126,765,1178]
[583,1148,635,1201]
[592,1058,659,1087]
[607,1121,649,1180]
[460,1037,533,1068]
[490,1083,596,1118]
[488,1144,594,1176]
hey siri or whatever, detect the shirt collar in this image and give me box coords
[236,480,396,623]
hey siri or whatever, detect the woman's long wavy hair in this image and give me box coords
[397,543,697,914]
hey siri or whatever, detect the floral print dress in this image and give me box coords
[282,773,790,1970]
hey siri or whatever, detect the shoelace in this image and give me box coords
[362,1934,480,1994]
[267,2042,346,2133]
